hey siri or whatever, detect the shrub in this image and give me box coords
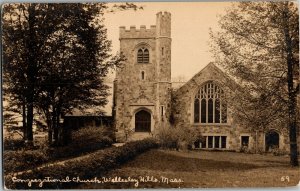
[3,139,24,151]
[155,125,202,150]
[3,149,49,174]
[4,126,113,174]
[5,138,159,189]
[240,146,251,153]
[269,146,288,156]
[50,127,113,159]
[176,127,203,150]
[154,126,178,149]
[72,126,112,140]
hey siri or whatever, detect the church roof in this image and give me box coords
[175,62,238,93]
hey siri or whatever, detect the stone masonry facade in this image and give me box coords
[114,12,172,141]
[113,12,298,153]
[173,63,290,152]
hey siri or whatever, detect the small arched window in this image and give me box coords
[137,48,149,63]
[194,82,227,124]
[141,71,145,80]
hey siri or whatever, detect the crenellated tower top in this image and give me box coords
[156,11,171,37]
[119,25,156,39]
[119,11,171,39]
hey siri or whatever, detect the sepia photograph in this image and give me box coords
[2,1,300,189]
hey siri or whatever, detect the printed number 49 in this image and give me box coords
[281,176,290,182]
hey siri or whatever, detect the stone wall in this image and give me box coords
[173,63,291,152]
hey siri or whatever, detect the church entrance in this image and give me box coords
[135,110,151,132]
[265,130,279,151]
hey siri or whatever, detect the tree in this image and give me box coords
[210,1,299,166]
[3,4,45,145]
[2,76,26,139]
[35,4,123,145]
[2,3,141,146]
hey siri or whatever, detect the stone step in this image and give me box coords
[129,132,152,141]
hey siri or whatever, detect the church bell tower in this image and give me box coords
[113,12,172,142]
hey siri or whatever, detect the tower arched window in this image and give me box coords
[194,82,227,124]
[137,48,149,63]
[141,71,145,80]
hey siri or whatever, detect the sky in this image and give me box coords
[2,2,233,118]
[103,2,231,81]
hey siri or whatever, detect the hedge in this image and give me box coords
[3,139,24,151]
[4,150,49,174]
[4,127,113,174]
[5,138,159,189]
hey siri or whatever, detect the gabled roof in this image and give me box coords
[175,62,238,93]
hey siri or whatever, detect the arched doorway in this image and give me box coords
[135,110,151,132]
[265,130,280,151]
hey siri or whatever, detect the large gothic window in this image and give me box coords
[194,82,227,124]
[137,48,149,63]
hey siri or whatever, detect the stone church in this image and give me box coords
[113,12,297,153]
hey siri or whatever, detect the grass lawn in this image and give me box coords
[80,149,300,189]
